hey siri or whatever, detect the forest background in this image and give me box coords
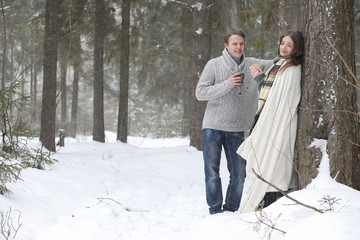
[0,0,360,195]
[1,0,358,143]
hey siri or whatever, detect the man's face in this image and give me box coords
[224,35,245,58]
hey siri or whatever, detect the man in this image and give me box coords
[196,28,272,214]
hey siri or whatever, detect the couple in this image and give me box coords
[196,28,304,214]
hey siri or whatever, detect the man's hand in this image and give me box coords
[230,73,244,87]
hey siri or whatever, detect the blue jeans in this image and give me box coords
[203,129,246,214]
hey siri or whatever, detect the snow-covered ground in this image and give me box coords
[1,132,359,240]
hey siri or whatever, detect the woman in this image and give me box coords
[237,30,304,213]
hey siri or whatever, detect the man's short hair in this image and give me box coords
[224,28,246,44]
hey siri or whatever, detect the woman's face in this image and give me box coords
[279,35,294,57]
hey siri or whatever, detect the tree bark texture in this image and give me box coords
[93,0,105,143]
[190,0,213,151]
[40,0,60,151]
[295,0,360,190]
[117,0,131,143]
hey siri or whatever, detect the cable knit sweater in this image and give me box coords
[196,48,273,132]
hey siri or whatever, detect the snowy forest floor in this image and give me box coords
[1,132,360,240]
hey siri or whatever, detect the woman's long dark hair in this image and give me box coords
[278,30,304,72]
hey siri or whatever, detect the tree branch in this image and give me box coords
[165,0,193,10]
[326,37,359,86]
[206,4,215,9]
[251,168,324,213]
[166,0,215,11]
[297,107,360,121]
[306,57,359,91]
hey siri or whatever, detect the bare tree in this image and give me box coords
[295,0,360,190]
[40,0,61,151]
[117,0,131,143]
[93,0,106,142]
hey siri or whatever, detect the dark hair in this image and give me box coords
[278,30,304,71]
[224,28,246,44]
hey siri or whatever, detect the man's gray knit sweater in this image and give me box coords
[196,48,272,132]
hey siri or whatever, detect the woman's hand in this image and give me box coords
[249,65,263,78]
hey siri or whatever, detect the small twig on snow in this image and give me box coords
[255,210,286,236]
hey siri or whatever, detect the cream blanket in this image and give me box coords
[237,63,301,213]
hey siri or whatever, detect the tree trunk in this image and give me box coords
[93,0,105,143]
[40,0,60,151]
[31,22,41,124]
[117,0,131,143]
[60,60,67,125]
[69,0,86,138]
[279,0,292,35]
[295,0,360,190]
[189,0,213,150]
[70,68,79,138]
[31,59,40,123]
[279,0,303,35]
[0,0,6,90]
[231,0,239,28]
